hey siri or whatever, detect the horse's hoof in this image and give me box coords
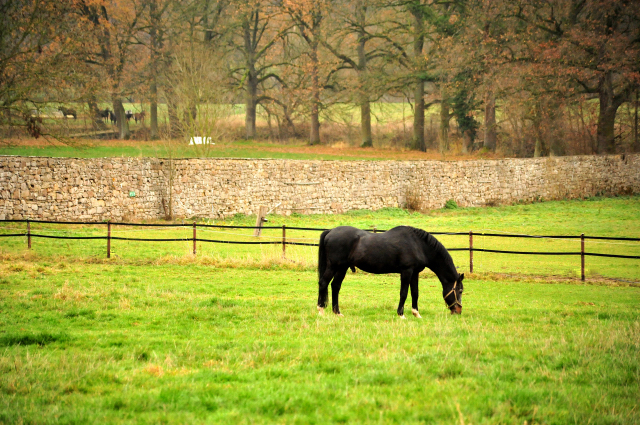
[336,313,344,317]
[399,315,406,319]
[317,306,324,315]
[412,309,422,319]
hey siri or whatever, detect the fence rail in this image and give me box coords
[1,219,638,281]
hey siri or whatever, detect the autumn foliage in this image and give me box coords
[1,0,638,156]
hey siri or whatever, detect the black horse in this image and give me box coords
[98,108,111,123]
[317,226,464,317]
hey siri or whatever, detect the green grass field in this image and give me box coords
[1,198,639,424]
[0,140,402,161]
[1,197,638,280]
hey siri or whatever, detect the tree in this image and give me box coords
[451,70,480,153]
[77,0,149,140]
[512,0,640,154]
[283,0,326,145]
[0,1,79,138]
[316,0,388,147]
[229,0,290,140]
[375,0,466,151]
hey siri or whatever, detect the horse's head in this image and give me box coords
[444,273,464,315]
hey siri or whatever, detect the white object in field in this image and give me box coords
[189,137,214,145]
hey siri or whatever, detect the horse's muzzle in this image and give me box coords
[450,305,462,315]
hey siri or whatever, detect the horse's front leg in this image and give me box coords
[410,270,422,318]
[397,269,412,318]
[331,268,348,317]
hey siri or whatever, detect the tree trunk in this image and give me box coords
[533,116,546,157]
[411,10,425,151]
[360,101,372,147]
[533,137,544,157]
[150,80,159,139]
[112,98,130,140]
[412,81,425,151]
[484,89,497,151]
[634,90,639,152]
[356,0,372,148]
[87,97,104,130]
[149,0,159,140]
[596,71,625,154]
[243,17,258,140]
[166,87,180,139]
[439,97,450,153]
[309,39,321,145]
[462,130,473,154]
[245,76,257,139]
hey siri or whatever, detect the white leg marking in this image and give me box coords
[400,315,406,319]
[412,308,422,319]
[317,306,324,315]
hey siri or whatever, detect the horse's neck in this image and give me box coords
[427,251,457,287]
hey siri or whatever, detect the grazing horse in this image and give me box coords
[109,110,116,124]
[134,111,146,124]
[125,110,133,122]
[317,226,464,317]
[98,108,111,123]
[58,106,77,119]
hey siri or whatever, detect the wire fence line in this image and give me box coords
[1,219,639,281]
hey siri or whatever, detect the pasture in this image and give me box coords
[1,198,639,424]
[0,138,477,162]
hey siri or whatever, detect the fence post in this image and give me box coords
[193,222,197,255]
[27,220,31,249]
[581,233,585,281]
[282,225,286,257]
[107,221,111,258]
[469,230,473,273]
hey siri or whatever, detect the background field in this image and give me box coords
[0,197,639,424]
[0,101,482,160]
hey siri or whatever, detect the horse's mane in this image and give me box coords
[409,227,456,269]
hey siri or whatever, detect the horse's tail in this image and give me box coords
[318,229,330,280]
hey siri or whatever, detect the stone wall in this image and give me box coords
[0,154,638,221]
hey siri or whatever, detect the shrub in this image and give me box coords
[444,199,458,209]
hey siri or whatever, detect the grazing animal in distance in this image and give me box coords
[98,108,111,123]
[109,111,116,124]
[58,106,77,119]
[317,226,464,317]
[134,111,146,124]
[125,110,133,122]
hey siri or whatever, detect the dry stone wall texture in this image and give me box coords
[0,154,638,221]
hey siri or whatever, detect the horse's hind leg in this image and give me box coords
[410,271,422,318]
[330,267,348,316]
[317,267,335,314]
[397,269,413,317]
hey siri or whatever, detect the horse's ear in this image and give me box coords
[459,273,464,282]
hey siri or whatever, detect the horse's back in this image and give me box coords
[322,226,369,266]
[324,226,369,248]
[323,225,427,274]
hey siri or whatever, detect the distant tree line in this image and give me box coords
[1,0,639,156]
